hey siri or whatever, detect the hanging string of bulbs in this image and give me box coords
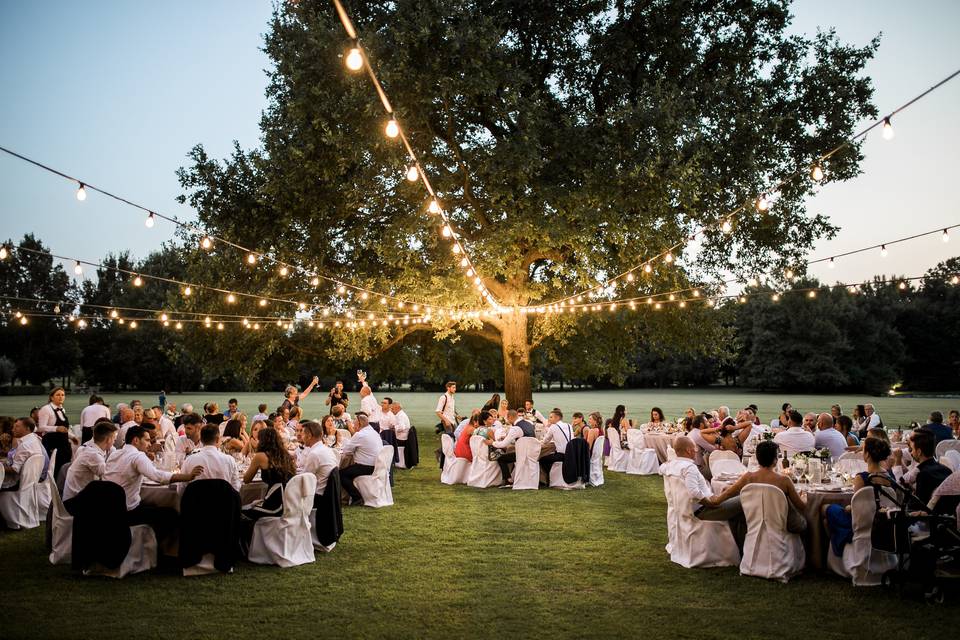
[527,67,960,311]
[331,0,499,308]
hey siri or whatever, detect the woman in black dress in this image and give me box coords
[240,427,296,545]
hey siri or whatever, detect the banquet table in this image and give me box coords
[643,431,682,464]
[140,481,267,511]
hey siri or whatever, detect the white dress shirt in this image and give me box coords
[659,457,712,508]
[175,436,199,466]
[493,425,524,449]
[180,445,241,491]
[393,410,411,440]
[436,392,456,426]
[9,431,44,473]
[79,403,111,428]
[103,444,174,510]
[542,422,573,454]
[299,441,339,495]
[114,420,139,449]
[63,441,109,500]
[360,389,382,424]
[379,410,397,431]
[36,403,68,434]
[867,414,882,428]
[814,428,849,460]
[341,425,384,466]
[773,427,816,457]
[159,415,177,440]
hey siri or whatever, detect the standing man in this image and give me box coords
[79,395,111,444]
[325,381,350,413]
[357,372,382,430]
[435,381,457,435]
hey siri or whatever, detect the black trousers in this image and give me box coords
[340,464,375,503]
[81,426,94,444]
[538,452,565,476]
[497,452,517,484]
[42,431,72,481]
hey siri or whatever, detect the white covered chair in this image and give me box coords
[337,428,351,444]
[355,446,394,508]
[662,476,739,568]
[549,461,584,490]
[47,457,73,565]
[709,450,746,478]
[666,445,677,461]
[936,439,960,459]
[589,436,606,487]
[83,525,158,578]
[0,454,43,529]
[605,428,628,473]
[740,483,805,582]
[396,445,406,469]
[248,473,316,568]
[440,434,470,485]
[625,430,659,475]
[512,437,541,490]
[467,435,502,488]
[37,450,54,518]
[826,487,897,586]
[941,450,960,473]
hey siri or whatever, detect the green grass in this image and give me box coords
[0,457,956,639]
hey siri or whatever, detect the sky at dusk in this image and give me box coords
[1,0,958,293]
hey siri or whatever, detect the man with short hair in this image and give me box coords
[299,421,339,497]
[435,381,457,434]
[924,411,954,443]
[802,412,817,432]
[340,414,383,505]
[570,412,586,437]
[176,413,203,466]
[114,406,138,449]
[180,424,241,491]
[864,403,882,429]
[391,402,411,441]
[717,406,730,422]
[224,398,239,419]
[2,417,47,489]
[813,412,848,459]
[523,400,546,425]
[773,410,815,457]
[251,403,269,425]
[153,405,177,445]
[79,395,111,444]
[325,380,349,412]
[905,429,951,505]
[64,421,117,505]
[379,397,396,431]
[539,409,573,476]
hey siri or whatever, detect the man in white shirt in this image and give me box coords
[153,406,177,441]
[522,400,547,425]
[299,421,339,497]
[2,417,47,489]
[391,402,411,441]
[434,381,457,434]
[79,394,111,444]
[813,412,848,460]
[114,406,138,449]
[378,397,397,431]
[485,410,524,485]
[251,403,269,426]
[175,413,203,466]
[63,421,117,506]
[340,414,384,505]
[865,403,882,428]
[773,410,815,457]
[539,409,572,475]
[180,424,241,491]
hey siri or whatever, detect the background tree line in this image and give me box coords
[1,234,956,395]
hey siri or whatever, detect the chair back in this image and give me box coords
[666,445,677,461]
[337,428,351,443]
[606,427,622,451]
[469,435,484,460]
[626,429,645,449]
[838,451,861,461]
[48,459,69,520]
[741,483,789,532]
[589,436,605,486]
[282,473,317,520]
[19,454,44,489]
[512,437,542,490]
[941,449,960,473]
[936,439,960,459]
[708,450,742,476]
[371,446,394,484]
[441,433,455,458]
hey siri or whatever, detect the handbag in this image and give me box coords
[487,446,504,461]
[870,483,904,553]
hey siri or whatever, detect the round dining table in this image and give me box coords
[643,431,683,464]
[140,481,267,511]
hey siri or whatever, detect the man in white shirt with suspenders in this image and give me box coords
[539,409,573,476]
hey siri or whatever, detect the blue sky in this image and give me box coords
[0,0,957,291]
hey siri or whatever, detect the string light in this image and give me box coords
[428,199,440,214]
[808,290,816,298]
[626,272,635,282]
[130,320,138,329]
[664,252,674,263]
[405,165,419,182]
[345,47,363,71]
[110,309,119,318]
[811,164,824,182]
[176,321,183,329]
[73,261,83,276]
[200,236,212,250]
[246,253,258,265]
[785,268,794,280]
[337,284,347,294]
[226,294,236,303]
[943,229,950,243]
[132,275,143,287]
[145,212,156,228]
[452,244,461,255]
[756,195,769,212]
[385,119,400,138]
[0,246,7,260]
[882,117,895,140]
[76,183,86,201]
[881,245,888,257]
[644,264,652,274]
[183,286,192,296]
[828,257,835,269]
[160,313,168,322]
[20,316,28,325]
[310,277,320,286]
[441,225,452,238]
[721,220,732,234]
[279,266,289,277]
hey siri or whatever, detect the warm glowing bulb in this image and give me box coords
[747,277,758,287]
[201,236,212,250]
[811,164,824,182]
[337,284,347,294]
[406,165,419,182]
[626,272,635,282]
[693,289,700,297]
[73,261,83,276]
[772,293,780,301]
[665,252,674,263]
[217,322,224,330]
[345,47,363,71]
[0,247,7,260]
[756,195,769,212]
[160,313,168,322]
[379,297,387,305]
[452,244,461,255]
[76,183,87,201]
[145,212,155,228]
[259,298,268,307]
[721,220,732,234]
[130,320,138,329]
[880,245,888,257]
[311,277,320,286]
[176,321,183,330]
[110,309,119,318]
[184,286,192,296]
[20,316,28,325]
[898,281,906,290]
[785,269,794,280]
[385,119,400,138]
[466,268,474,277]
[428,199,440,214]
[951,276,959,285]
[808,290,817,298]
[227,294,236,303]
[133,275,143,287]
[279,266,289,276]
[882,117,894,140]
[828,257,835,269]
[644,264,652,274]
[360,292,369,301]
[943,229,950,243]
[298,302,306,310]
[78,319,87,328]
[441,225,452,238]
[247,253,257,264]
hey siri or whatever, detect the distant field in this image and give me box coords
[2,388,956,429]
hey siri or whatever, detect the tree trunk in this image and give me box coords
[499,311,532,408]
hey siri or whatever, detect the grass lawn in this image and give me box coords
[0,453,956,639]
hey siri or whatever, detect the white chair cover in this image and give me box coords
[826,487,897,586]
[466,435,502,488]
[935,439,960,459]
[512,437,541,490]
[337,428,351,443]
[355,446,395,508]
[941,450,960,473]
[0,453,43,529]
[707,450,741,475]
[84,525,158,578]
[440,434,470,485]
[589,436,605,487]
[739,483,805,582]
[836,458,868,475]
[710,458,747,478]
[606,428,628,473]
[396,446,406,469]
[662,476,739,568]
[47,458,73,565]
[549,462,584,490]
[37,450,54,518]
[625,430,659,475]
[248,473,317,567]
[666,446,677,461]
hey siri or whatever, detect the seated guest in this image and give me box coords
[485,410,524,485]
[220,419,248,455]
[522,400,546,425]
[321,415,345,449]
[114,406,138,449]
[454,409,480,443]
[814,412,849,460]
[539,409,573,476]
[1,417,47,490]
[203,402,225,427]
[181,424,242,491]
[570,412,586,438]
[454,413,481,462]
[718,408,755,454]
[241,426,296,540]
[580,412,603,451]
[340,414,384,506]
[176,413,203,466]
[391,402,411,442]
[251,403,269,426]
[103,425,201,537]
[646,407,667,428]
[379,397,397,431]
[287,405,302,434]
[802,412,817,432]
[704,440,807,536]
[836,415,859,447]
[948,409,960,439]
[152,405,177,442]
[824,437,895,555]
[63,421,117,507]
[773,410,815,457]
[331,404,353,432]
[771,402,792,431]
[901,428,951,506]
[688,413,721,457]
[924,411,954,443]
[242,420,265,457]
[514,410,536,438]
[299,420,339,499]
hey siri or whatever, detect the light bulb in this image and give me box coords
[644,264,652,274]
[898,281,906,290]
[943,229,950,243]
[20,316,28,325]
[739,296,747,304]
[118,318,125,325]
[145,212,156,228]
[452,244,461,255]
[160,313,168,322]
[311,277,320,286]
[73,261,83,276]
[829,257,835,268]
[217,322,224,330]
[756,195,769,212]
[279,266,289,276]
[811,164,824,182]
[246,253,257,264]
[226,294,236,303]
[259,298,267,306]
[626,272,635,282]
[466,268,474,277]
[298,302,306,310]
[201,236,212,250]
[406,165,419,182]
[130,320,138,329]
[380,297,387,305]
[668,294,675,301]
[951,276,959,285]
[428,199,440,214]
[184,286,192,296]
[664,252,673,263]
[721,220,732,234]
[133,275,143,287]
[881,245,888,257]
[337,284,347,294]
[0,247,7,260]
[772,293,780,302]
[385,119,400,138]
[345,47,363,71]
[785,269,794,279]
[808,290,816,298]
[110,309,118,318]
[747,277,758,287]
[882,117,894,140]
[693,289,700,297]
[176,321,183,330]
[76,183,87,201]
[441,225,452,238]
[78,319,87,328]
